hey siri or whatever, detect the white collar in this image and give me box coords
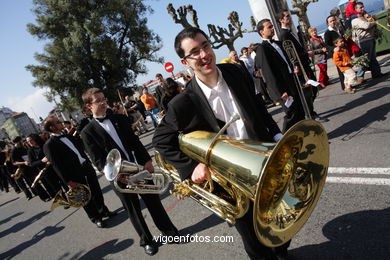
[195,68,224,99]
[328,26,339,32]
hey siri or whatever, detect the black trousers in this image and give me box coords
[336,66,346,90]
[77,163,109,222]
[16,177,33,199]
[235,203,291,260]
[23,167,50,201]
[281,93,306,133]
[111,184,177,246]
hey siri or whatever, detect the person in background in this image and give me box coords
[345,0,359,29]
[352,2,384,79]
[333,37,357,94]
[155,73,166,105]
[161,78,181,114]
[325,15,346,91]
[140,87,160,128]
[26,133,63,200]
[43,116,115,228]
[308,26,330,87]
[81,88,179,256]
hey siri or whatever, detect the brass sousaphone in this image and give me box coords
[156,116,329,247]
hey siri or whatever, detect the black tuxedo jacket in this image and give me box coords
[43,135,90,184]
[152,63,281,181]
[279,28,315,80]
[81,114,151,171]
[255,40,298,101]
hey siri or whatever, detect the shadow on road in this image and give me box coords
[0,211,50,238]
[179,213,225,237]
[0,225,65,260]
[289,207,390,260]
[0,197,20,208]
[59,239,134,260]
[327,102,390,140]
[0,212,23,226]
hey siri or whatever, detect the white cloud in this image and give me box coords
[6,88,55,122]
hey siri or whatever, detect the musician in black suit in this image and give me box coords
[43,116,114,228]
[80,88,178,256]
[276,10,328,123]
[153,27,289,260]
[255,19,305,132]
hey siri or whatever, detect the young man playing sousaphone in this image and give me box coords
[80,88,179,256]
[153,27,290,260]
[43,116,115,228]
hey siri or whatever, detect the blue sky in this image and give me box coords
[0,0,383,121]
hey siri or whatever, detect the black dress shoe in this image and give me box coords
[103,211,118,218]
[95,219,105,228]
[144,244,158,256]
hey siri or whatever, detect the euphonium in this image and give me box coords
[51,184,91,211]
[155,118,329,247]
[103,149,169,194]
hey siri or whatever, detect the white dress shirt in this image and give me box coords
[53,134,86,164]
[196,68,283,142]
[196,68,249,139]
[95,118,130,160]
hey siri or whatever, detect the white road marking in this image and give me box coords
[326,177,390,186]
[327,167,390,175]
[325,167,390,185]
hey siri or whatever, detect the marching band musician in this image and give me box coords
[43,116,115,228]
[26,133,63,200]
[153,27,289,260]
[80,88,178,256]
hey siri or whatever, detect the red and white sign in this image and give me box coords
[164,62,174,73]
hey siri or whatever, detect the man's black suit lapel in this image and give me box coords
[187,80,221,133]
[90,118,123,153]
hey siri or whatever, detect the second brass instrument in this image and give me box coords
[103,149,169,194]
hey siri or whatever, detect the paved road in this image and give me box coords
[1,55,389,260]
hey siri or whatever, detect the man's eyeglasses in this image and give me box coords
[91,98,107,104]
[183,41,212,60]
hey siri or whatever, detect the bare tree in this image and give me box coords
[167,3,255,52]
[167,3,199,28]
[290,0,319,33]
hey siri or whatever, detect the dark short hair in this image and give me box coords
[355,2,364,9]
[155,73,163,78]
[82,88,104,104]
[241,47,248,54]
[256,19,271,34]
[326,15,336,25]
[174,27,210,58]
[276,9,289,23]
[43,116,58,133]
[27,133,45,147]
[333,37,344,45]
[12,136,22,143]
